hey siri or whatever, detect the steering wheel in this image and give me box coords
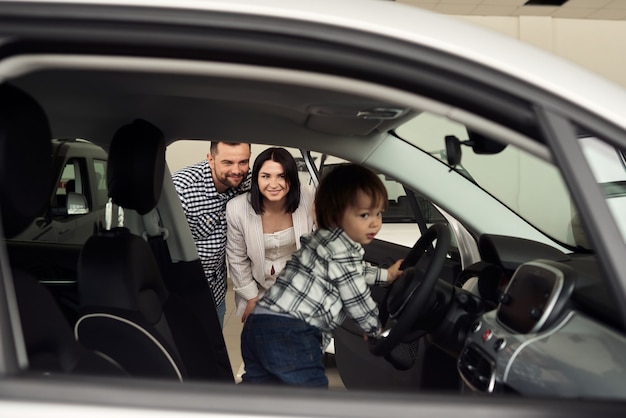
[369,223,451,357]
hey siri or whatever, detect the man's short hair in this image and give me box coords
[210,141,251,156]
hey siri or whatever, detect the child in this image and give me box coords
[240,163,404,387]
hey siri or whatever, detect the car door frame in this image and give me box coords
[1,2,626,418]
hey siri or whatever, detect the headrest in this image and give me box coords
[108,119,165,215]
[0,84,53,238]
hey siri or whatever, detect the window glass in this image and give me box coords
[308,151,445,247]
[52,159,83,215]
[395,112,578,248]
[92,159,108,208]
[580,135,626,245]
[57,162,76,194]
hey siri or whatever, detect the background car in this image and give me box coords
[11,138,108,245]
[1,0,626,417]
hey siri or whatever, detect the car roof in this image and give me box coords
[2,0,626,139]
[52,139,108,160]
[1,0,625,184]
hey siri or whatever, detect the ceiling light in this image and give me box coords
[524,0,569,6]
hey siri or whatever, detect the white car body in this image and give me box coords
[2,0,626,417]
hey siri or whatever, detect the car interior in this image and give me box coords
[0,83,125,377]
[2,29,626,405]
[75,118,232,382]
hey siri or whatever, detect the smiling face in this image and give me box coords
[340,189,384,245]
[257,160,290,206]
[207,142,251,193]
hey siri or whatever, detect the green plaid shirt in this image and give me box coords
[257,227,389,349]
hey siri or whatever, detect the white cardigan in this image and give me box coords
[225,185,315,317]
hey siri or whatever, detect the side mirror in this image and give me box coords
[67,192,89,215]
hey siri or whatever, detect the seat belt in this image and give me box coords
[142,208,174,286]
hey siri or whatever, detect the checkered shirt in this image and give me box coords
[172,160,250,306]
[257,227,389,350]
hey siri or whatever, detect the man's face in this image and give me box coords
[207,143,251,192]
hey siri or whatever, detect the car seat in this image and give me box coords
[0,83,125,376]
[75,119,234,382]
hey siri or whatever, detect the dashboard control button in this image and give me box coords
[471,320,482,333]
[494,338,506,351]
[482,329,493,342]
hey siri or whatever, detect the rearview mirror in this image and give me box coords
[444,131,507,168]
[468,130,507,154]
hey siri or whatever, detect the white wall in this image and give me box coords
[166,140,210,174]
[460,16,626,88]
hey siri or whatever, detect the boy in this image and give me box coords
[241,163,404,387]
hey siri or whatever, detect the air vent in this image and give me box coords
[458,344,496,393]
[524,0,568,5]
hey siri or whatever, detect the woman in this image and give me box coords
[226,147,315,322]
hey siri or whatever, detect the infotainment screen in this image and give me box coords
[496,262,566,334]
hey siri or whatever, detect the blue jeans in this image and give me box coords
[241,313,328,387]
[215,300,226,328]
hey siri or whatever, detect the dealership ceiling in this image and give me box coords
[397,0,626,20]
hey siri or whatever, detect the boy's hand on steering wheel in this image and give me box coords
[386,259,405,283]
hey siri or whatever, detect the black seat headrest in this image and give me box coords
[108,119,166,215]
[0,84,53,238]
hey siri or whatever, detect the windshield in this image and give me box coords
[395,112,583,249]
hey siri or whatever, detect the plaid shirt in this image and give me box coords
[172,160,250,306]
[257,227,389,349]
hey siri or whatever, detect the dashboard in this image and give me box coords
[458,256,626,398]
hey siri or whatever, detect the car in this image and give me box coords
[1,0,626,417]
[5,138,108,325]
[11,138,108,245]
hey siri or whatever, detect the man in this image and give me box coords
[172,142,251,327]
